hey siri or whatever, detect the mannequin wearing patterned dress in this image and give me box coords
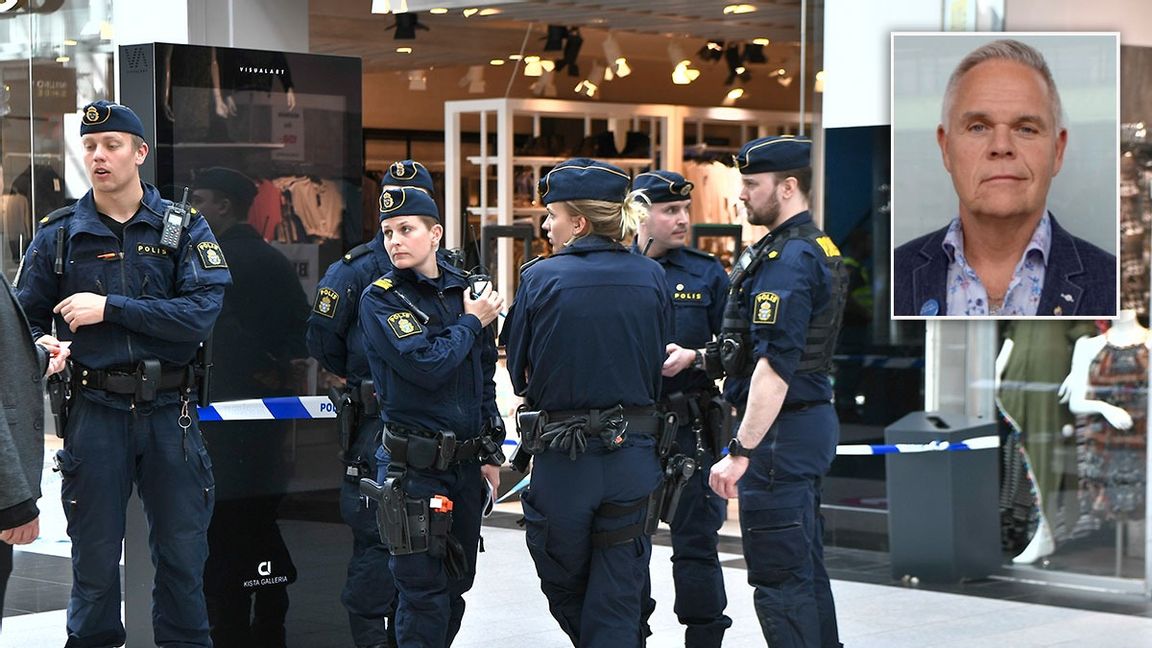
[1062,310,1148,548]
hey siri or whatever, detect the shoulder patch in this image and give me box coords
[814,236,841,258]
[752,292,780,325]
[196,241,228,269]
[313,287,340,318]
[372,277,394,291]
[386,311,423,339]
[342,243,372,264]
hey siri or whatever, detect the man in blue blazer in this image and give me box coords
[893,38,1116,317]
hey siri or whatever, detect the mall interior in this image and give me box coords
[2,0,1152,646]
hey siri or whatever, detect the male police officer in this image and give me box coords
[708,137,846,647]
[16,101,230,647]
[306,160,433,648]
[632,171,732,647]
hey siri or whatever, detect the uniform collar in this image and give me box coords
[555,234,627,257]
[767,210,812,237]
[629,241,686,267]
[393,257,469,290]
[72,182,166,235]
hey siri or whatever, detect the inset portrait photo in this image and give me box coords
[891,32,1119,319]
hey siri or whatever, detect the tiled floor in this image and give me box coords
[5,514,1152,647]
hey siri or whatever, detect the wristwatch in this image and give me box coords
[727,437,755,458]
[692,349,704,370]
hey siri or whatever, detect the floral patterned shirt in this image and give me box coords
[943,213,1051,316]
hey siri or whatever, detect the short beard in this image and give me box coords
[746,194,780,227]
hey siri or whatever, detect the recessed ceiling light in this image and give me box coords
[489,58,506,65]
[723,4,757,14]
[752,38,770,46]
[509,54,523,60]
[478,7,502,16]
[396,46,413,54]
[462,8,479,17]
[63,39,78,46]
[429,7,448,14]
[56,55,70,63]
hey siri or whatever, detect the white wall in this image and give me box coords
[1006,0,1152,46]
[823,0,943,128]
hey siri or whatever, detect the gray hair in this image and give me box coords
[940,39,1066,132]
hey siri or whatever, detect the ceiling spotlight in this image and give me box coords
[392,13,429,40]
[460,65,486,93]
[724,45,750,85]
[743,43,766,64]
[429,7,448,14]
[775,68,793,87]
[395,46,413,53]
[555,27,583,77]
[698,40,724,62]
[722,87,745,106]
[672,61,701,85]
[63,39,78,46]
[462,7,479,17]
[752,37,770,46]
[371,0,410,13]
[407,69,427,91]
[602,34,631,79]
[723,4,757,14]
[478,7,502,16]
[574,62,606,98]
[814,69,825,93]
[523,55,544,77]
[544,24,567,51]
[509,54,523,60]
[489,59,506,65]
[531,68,557,97]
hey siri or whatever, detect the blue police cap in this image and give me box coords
[79,100,145,139]
[382,159,434,193]
[632,170,694,204]
[735,136,811,174]
[538,158,630,205]
[379,186,439,222]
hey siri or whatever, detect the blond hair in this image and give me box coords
[564,194,648,243]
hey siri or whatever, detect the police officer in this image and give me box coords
[16,100,231,647]
[708,137,846,647]
[359,187,504,647]
[631,170,732,647]
[308,160,433,648]
[502,158,670,647]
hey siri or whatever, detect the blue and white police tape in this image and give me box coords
[197,395,337,421]
[835,434,999,455]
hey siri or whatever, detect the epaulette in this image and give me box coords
[681,246,717,261]
[371,277,394,292]
[519,255,544,274]
[341,243,372,264]
[39,204,76,226]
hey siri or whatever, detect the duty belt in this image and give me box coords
[543,408,664,436]
[74,361,190,400]
[384,424,499,469]
[660,389,718,423]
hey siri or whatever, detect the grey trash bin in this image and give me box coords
[885,411,1000,583]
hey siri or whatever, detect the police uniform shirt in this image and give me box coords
[730,211,836,406]
[503,235,670,411]
[16,183,231,376]
[307,233,393,384]
[639,245,728,396]
[358,260,498,440]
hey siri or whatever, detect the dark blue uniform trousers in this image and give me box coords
[340,418,396,647]
[737,404,842,648]
[385,462,485,648]
[665,425,731,646]
[56,395,214,648]
[521,438,662,648]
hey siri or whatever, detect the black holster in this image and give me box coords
[359,476,456,563]
[646,453,698,533]
[704,395,736,458]
[328,387,357,454]
[47,366,72,439]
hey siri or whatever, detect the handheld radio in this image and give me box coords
[160,187,192,251]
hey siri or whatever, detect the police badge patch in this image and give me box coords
[752,292,780,325]
[313,287,340,318]
[196,241,229,269]
[387,311,423,339]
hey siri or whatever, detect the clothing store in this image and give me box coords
[0,0,1150,645]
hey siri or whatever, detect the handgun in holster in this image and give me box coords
[705,395,736,458]
[509,406,549,472]
[644,453,698,534]
[360,476,453,558]
[47,364,73,439]
[328,386,356,454]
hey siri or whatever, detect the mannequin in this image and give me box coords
[1058,309,1149,559]
[995,321,1094,564]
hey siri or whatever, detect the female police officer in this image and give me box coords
[502,158,671,647]
[358,187,504,647]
